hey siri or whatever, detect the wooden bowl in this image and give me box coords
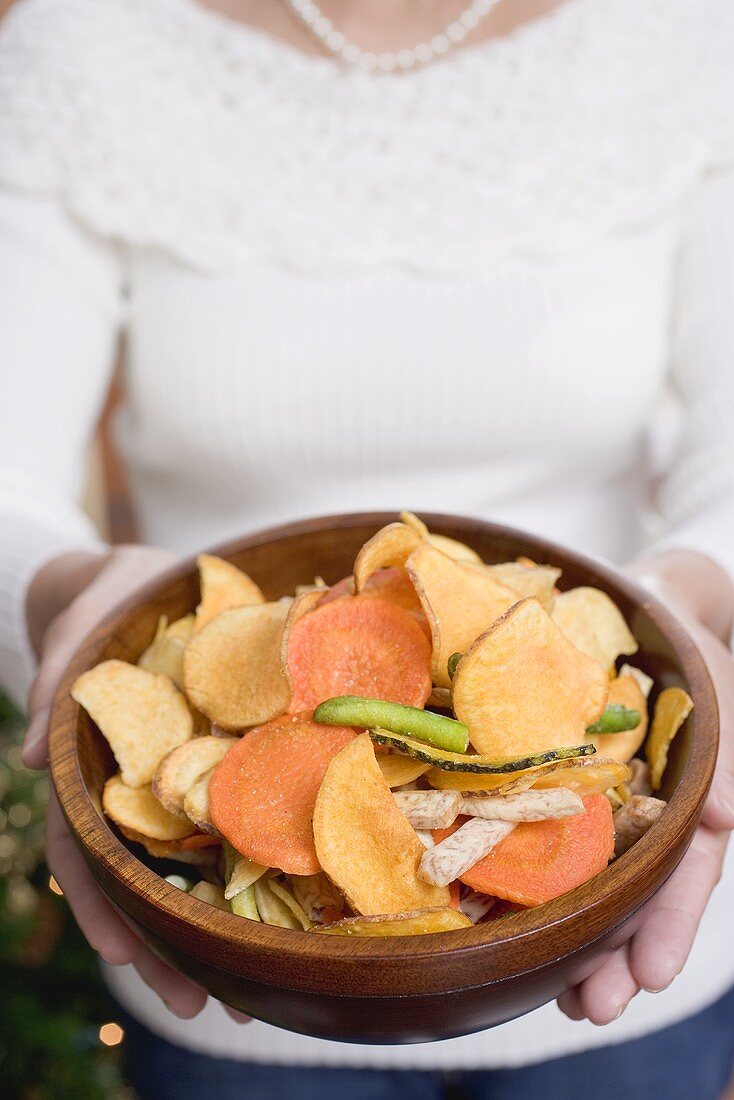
[49,512,718,1044]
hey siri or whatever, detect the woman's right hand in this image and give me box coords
[21,545,213,1020]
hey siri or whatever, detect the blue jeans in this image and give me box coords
[120,984,734,1100]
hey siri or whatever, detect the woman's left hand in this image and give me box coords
[557,550,734,1025]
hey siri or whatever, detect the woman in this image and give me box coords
[1,0,734,1096]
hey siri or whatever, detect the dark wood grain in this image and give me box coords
[48,512,718,1043]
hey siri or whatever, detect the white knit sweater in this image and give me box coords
[1,0,734,1070]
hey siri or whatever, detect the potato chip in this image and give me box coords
[184,603,291,730]
[138,614,195,689]
[152,735,237,817]
[552,587,638,671]
[314,907,472,936]
[194,554,265,633]
[313,733,450,914]
[103,775,195,841]
[72,660,193,788]
[353,522,423,591]
[646,687,694,790]
[182,767,220,836]
[406,543,520,688]
[120,831,220,863]
[399,512,482,563]
[479,562,561,610]
[451,598,608,757]
[588,674,648,763]
[378,755,431,789]
[189,881,229,910]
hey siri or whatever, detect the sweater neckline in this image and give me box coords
[164,0,594,80]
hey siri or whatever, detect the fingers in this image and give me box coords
[556,987,584,1021]
[223,1006,253,1025]
[629,826,728,993]
[47,791,140,965]
[132,948,208,1019]
[574,946,639,1025]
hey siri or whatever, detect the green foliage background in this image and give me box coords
[0,692,127,1099]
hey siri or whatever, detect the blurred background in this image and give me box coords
[0,361,138,1098]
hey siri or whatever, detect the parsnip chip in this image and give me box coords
[195,554,265,633]
[419,819,515,887]
[314,907,472,936]
[354,523,423,591]
[152,735,237,817]
[189,881,229,910]
[406,543,520,688]
[184,603,291,730]
[182,767,219,836]
[552,587,638,670]
[646,687,694,790]
[138,614,195,689]
[268,879,313,930]
[588,674,648,763]
[393,790,462,829]
[378,755,431,789]
[457,788,584,822]
[313,733,450,915]
[428,686,451,708]
[451,598,608,756]
[224,853,268,900]
[103,775,195,841]
[254,876,302,929]
[72,660,193,788]
[479,562,561,609]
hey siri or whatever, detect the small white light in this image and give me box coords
[447,22,467,43]
[414,42,434,64]
[377,52,397,72]
[314,15,332,36]
[359,52,378,71]
[396,49,417,69]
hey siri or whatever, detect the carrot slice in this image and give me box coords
[286,595,432,714]
[434,795,614,907]
[208,715,355,875]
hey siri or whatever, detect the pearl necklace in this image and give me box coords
[284,0,502,72]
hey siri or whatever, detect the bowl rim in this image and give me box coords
[49,511,719,973]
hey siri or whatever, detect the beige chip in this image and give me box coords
[184,602,291,730]
[194,554,265,633]
[72,660,193,788]
[152,735,237,818]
